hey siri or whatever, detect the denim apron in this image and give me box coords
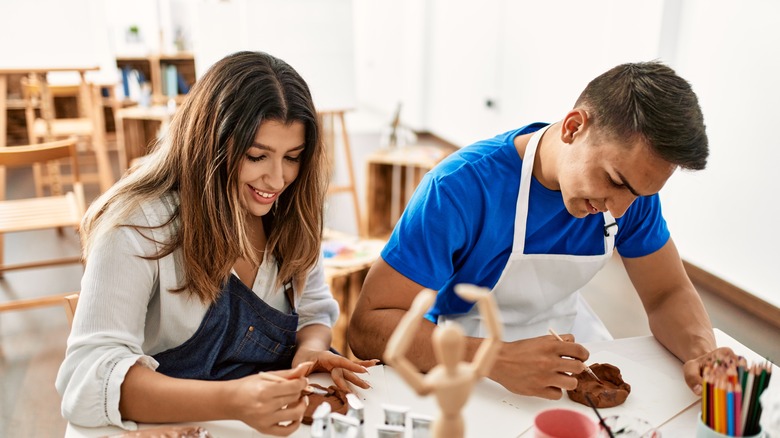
[440,124,615,342]
[153,274,298,380]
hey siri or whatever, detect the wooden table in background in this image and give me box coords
[365,144,454,239]
[0,66,102,200]
[114,105,172,172]
[322,229,386,359]
[0,65,99,148]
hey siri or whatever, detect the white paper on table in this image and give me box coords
[381,365,528,438]
[503,350,699,436]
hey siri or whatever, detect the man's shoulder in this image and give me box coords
[432,125,543,181]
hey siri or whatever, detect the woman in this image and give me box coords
[57,51,376,436]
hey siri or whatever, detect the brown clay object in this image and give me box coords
[567,363,631,408]
[302,383,349,425]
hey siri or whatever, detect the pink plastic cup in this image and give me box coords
[534,408,600,438]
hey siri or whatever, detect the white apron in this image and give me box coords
[440,124,615,343]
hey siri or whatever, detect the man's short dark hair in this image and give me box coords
[575,61,708,170]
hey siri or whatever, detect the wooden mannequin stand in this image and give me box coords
[383,284,503,438]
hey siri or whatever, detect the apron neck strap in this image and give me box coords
[276,257,296,313]
[283,280,295,312]
[514,124,552,253]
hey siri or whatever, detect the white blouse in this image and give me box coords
[55,193,339,429]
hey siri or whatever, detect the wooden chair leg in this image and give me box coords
[0,165,4,278]
[32,162,45,197]
[0,232,4,279]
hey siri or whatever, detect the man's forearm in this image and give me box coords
[350,309,485,370]
[648,287,716,362]
[351,308,437,369]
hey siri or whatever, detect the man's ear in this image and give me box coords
[561,109,588,144]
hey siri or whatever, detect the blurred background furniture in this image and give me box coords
[365,142,455,239]
[0,137,85,280]
[114,104,172,173]
[0,66,99,148]
[20,74,114,195]
[320,108,362,235]
[115,53,195,106]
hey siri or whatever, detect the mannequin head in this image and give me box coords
[433,322,466,372]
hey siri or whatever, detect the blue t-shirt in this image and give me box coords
[381,123,670,322]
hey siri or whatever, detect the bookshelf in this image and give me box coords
[115,53,196,105]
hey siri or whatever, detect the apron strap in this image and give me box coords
[276,257,296,313]
[283,279,295,313]
[601,211,618,254]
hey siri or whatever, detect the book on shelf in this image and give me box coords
[165,64,178,98]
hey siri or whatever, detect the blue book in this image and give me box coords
[177,72,190,94]
[165,65,178,98]
[121,66,131,98]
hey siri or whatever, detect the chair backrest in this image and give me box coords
[0,139,85,279]
[20,76,92,119]
[19,75,113,194]
[0,137,80,181]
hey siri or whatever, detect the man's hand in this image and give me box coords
[489,333,590,399]
[682,346,738,395]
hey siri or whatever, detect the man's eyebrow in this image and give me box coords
[615,171,643,197]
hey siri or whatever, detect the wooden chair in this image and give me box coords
[0,137,86,277]
[0,291,80,319]
[20,75,114,195]
[63,292,79,327]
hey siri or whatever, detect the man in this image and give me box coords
[349,61,733,399]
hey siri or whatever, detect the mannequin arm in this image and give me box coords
[383,289,436,393]
[454,284,503,376]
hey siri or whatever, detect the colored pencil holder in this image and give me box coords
[696,414,763,438]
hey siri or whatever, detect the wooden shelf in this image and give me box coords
[116,53,196,105]
[365,144,455,239]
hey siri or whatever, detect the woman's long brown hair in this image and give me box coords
[81,51,326,302]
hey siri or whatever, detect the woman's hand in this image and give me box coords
[293,347,379,392]
[682,346,739,395]
[229,363,310,436]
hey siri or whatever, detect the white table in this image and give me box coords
[65,329,778,437]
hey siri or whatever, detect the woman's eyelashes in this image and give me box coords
[244,154,301,163]
[246,154,265,162]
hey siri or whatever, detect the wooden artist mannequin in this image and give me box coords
[384,284,502,438]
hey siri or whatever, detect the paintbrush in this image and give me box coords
[258,371,329,395]
[585,393,615,438]
[548,328,603,383]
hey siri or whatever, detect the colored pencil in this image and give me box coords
[734,382,742,437]
[746,364,769,435]
[740,365,755,436]
[727,383,735,436]
[714,380,723,433]
[702,376,709,425]
[701,358,774,437]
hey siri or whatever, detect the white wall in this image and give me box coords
[0,0,115,82]
[193,0,356,112]
[660,0,780,308]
